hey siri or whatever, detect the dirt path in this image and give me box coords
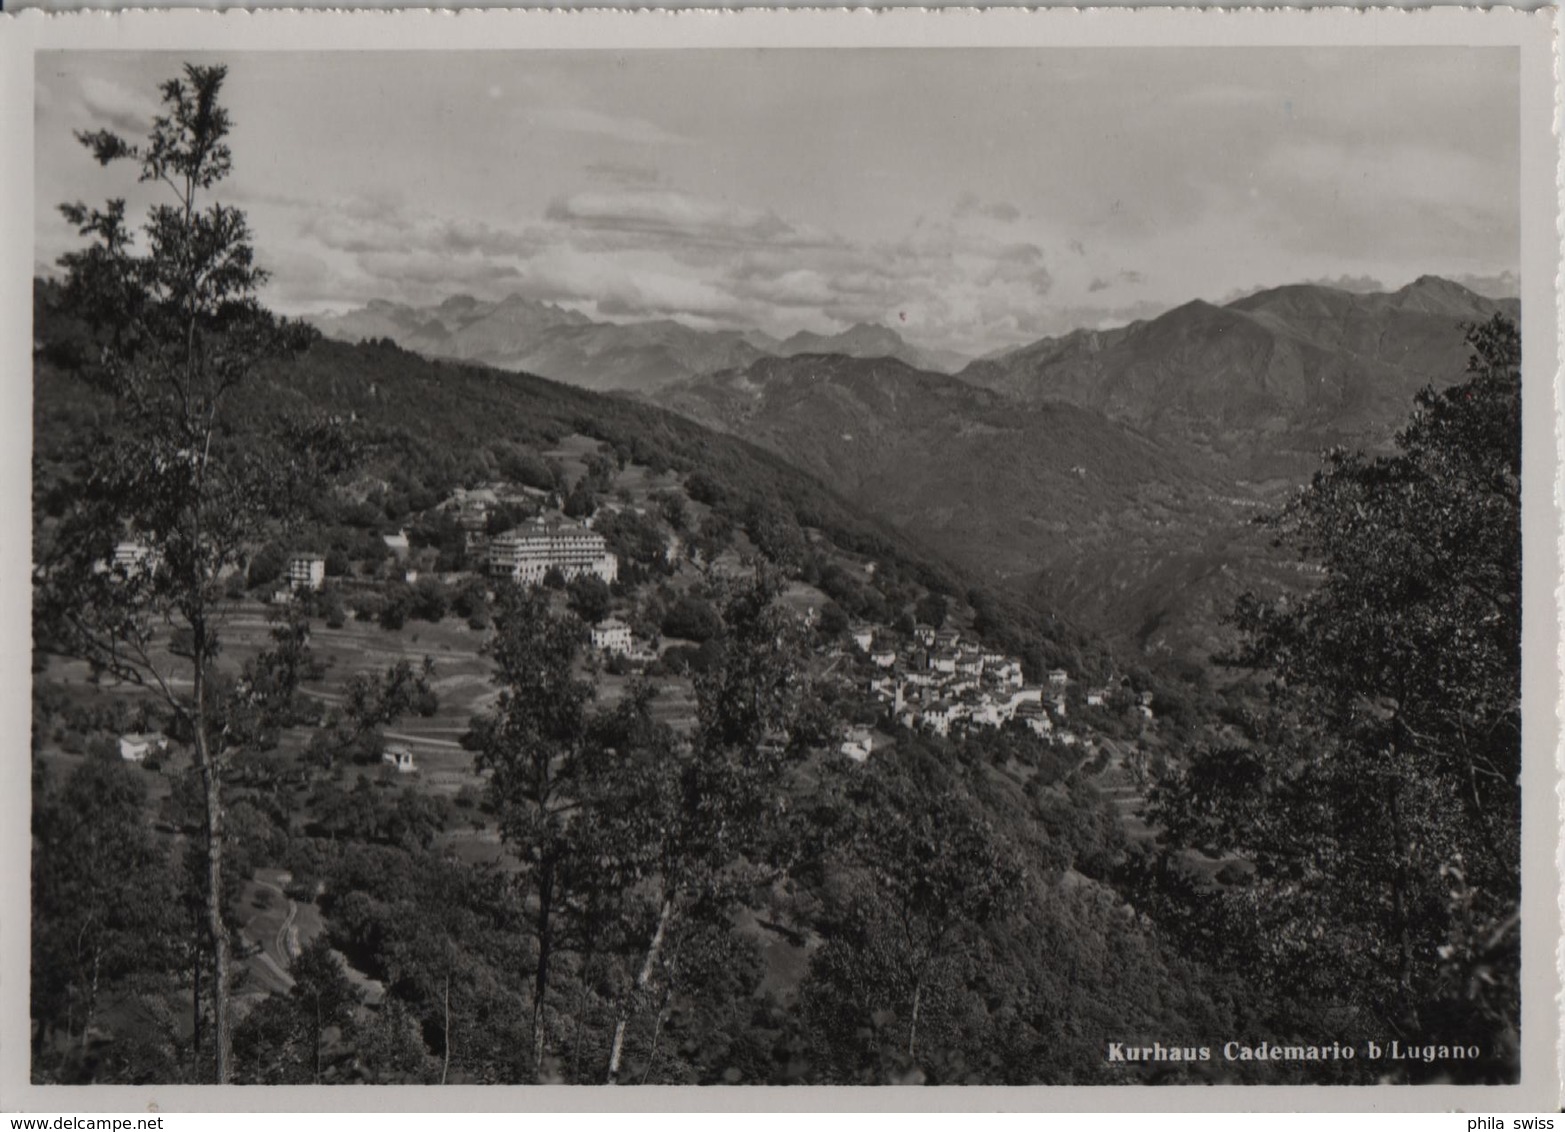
[382,729,464,750]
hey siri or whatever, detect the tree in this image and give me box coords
[289,938,363,1083]
[35,64,337,1081]
[800,754,1024,1076]
[915,592,948,630]
[232,938,361,1084]
[32,760,183,1081]
[1151,316,1522,1079]
[566,574,613,626]
[593,573,824,1083]
[469,587,594,1080]
[310,657,437,770]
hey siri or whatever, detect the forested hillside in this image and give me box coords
[653,280,1518,664]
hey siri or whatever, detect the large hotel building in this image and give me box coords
[488,521,618,585]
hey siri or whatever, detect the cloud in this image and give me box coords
[954,193,1022,223]
[584,162,662,187]
[1450,270,1520,299]
[544,189,812,250]
[1087,270,1146,293]
[1303,273,1388,294]
[75,75,163,138]
[532,106,691,149]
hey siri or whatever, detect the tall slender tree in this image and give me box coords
[37,64,330,1081]
[469,585,594,1080]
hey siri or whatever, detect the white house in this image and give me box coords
[119,732,167,763]
[97,541,159,580]
[1047,668,1069,689]
[382,745,417,774]
[590,617,633,655]
[1015,703,1053,737]
[850,626,876,652]
[920,701,955,737]
[288,554,326,592]
[839,727,874,763]
[113,541,157,575]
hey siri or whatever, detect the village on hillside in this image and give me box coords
[101,437,1159,783]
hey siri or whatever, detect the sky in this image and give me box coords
[34,48,1520,359]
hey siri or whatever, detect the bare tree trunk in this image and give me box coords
[607,897,672,1085]
[569,949,593,1083]
[441,971,451,1085]
[81,951,101,1056]
[907,980,922,1062]
[637,987,672,1085]
[191,950,202,1079]
[193,658,231,1084]
[530,863,554,1082]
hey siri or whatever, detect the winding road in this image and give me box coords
[251,870,301,991]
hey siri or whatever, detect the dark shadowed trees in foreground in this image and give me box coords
[1148,315,1522,1080]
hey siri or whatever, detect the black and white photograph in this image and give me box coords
[4,8,1560,1105]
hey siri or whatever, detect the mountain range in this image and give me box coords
[959,275,1518,480]
[309,295,964,392]
[652,276,1518,660]
[309,275,1515,664]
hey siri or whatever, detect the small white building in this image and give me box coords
[288,554,326,592]
[119,732,167,763]
[922,701,959,737]
[850,626,876,652]
[383,530,410,557]
[114,541,157,573]
[840,727,874,763]
[590,617,634,655]
[1015,703,1053,737]
[1048,668,1069,689]
[382,745,417,774]
[97,541,159,580]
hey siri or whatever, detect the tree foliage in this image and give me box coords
[34,64,346,1083]
[1150,316,1522,1079]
